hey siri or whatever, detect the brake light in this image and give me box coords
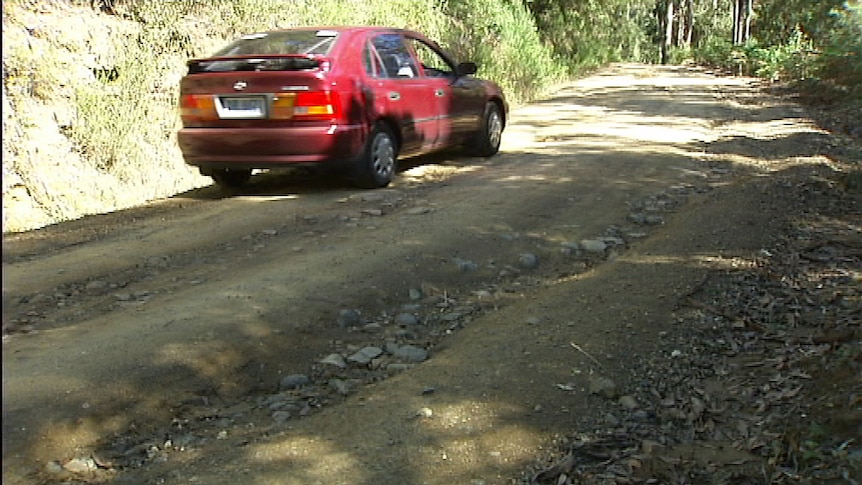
[180,94,216,122]
[180,91,340,122]
[292,91,339,121]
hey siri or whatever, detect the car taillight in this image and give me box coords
[292,91,339,121]
[179,94,216,122]
[180,91,340,122]
[270,94,296,120]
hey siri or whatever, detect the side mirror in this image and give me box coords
[456,62,477,77]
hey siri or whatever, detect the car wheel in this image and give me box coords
[210,168,252,190]
[466,102,503,157]
[353,124,397,189]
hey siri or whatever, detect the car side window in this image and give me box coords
[369,33,418,79]
[363,41,386,78]
[406,38,454,78]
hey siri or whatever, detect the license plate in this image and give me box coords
[216,96,267,119]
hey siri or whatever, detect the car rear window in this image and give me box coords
[213,30,339,57]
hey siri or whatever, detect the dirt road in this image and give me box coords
[3,64,860,485]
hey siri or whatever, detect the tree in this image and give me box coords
[732,0,752,44]
[660,0,674,63]
[683,0,694,47]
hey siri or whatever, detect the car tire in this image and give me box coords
[211,168,252,190]
[353,124,397,189]
[466,102,503,157]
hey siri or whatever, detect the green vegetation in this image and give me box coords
[2,0,859,232]
[687,0,862,95]
[525,0,658,68]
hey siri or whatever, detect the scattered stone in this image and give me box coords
[518,253,539,269]
[261,229,278,236]
[361,209,383,216]
[603,413,621,426]
[408,288,423,300]
[279,374,310,390]
[44,461,64,475]
[631,409,650,421]
[618,395,638,410]
[319,353,347,369]
[336,309,362,328]
[347,346,383,365]
[393,327,420,340]
[394,313,418,326]
[85,280,108,291]
[454,258,478,271]
[588,376,619,399]
[391,344,429,363]
[328,378,353,395]
[599,236,625,247]
[415,407,433,418]
[356,193,385,202]
[272,410,291,423]
[63,457,97,474]
[406,207,431,215]
[440,312,463,322]
[628,213,664,225]
[401,303,421,312]
[580,239,607,253]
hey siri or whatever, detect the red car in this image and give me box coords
[177,26,507,190]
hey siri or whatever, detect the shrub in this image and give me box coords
[444,0,564,103]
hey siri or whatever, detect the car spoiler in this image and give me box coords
[186,54,328,74]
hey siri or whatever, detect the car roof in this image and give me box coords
[260,26,417,35]
[245,27,439,49]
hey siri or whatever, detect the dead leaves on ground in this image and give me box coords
[531,175,860,484]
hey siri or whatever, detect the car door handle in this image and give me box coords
[388,91,400,101]
[434,89,445,97]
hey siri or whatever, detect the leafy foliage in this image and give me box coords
[525,0,657,69]
[445,0,563,102]
[691,0,862,91]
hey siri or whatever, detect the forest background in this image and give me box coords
[2,0,860,233]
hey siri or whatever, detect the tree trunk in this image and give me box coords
[662,0,674,64]
[733,0,740,44]
[684,0,694,47]
[732,0,752,45]
[744,0,752,42]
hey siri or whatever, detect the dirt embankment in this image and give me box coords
[3,64,860,485]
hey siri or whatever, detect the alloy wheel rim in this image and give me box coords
[488,111,503,149]
[372,133,395,178]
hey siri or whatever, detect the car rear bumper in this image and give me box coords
[177,124,366,169]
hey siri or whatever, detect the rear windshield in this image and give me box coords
[213,30,339,56]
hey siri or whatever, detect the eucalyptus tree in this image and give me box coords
[523,0,657,67]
